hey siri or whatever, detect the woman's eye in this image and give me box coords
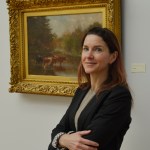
[95,47,102,52]
[83,47,89,51]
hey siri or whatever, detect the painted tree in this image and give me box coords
[27,16,55,57]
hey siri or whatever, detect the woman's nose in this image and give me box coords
[87,50,94,58]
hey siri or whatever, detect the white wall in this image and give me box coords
[121,0,150,149]
[0,0,150,150]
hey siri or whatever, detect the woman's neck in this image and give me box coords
[90,72,108,92]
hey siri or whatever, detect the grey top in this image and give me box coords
[74,88,96,130]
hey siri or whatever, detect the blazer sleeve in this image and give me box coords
[82,86,132,147]
[48,109,70,150]
[50,99,73,138]
[48,88,81,150]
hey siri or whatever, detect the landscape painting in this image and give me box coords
[27,13,102,77]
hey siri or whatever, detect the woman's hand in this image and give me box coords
[59,130,99,150]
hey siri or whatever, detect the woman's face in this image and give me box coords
[81,34,116,76]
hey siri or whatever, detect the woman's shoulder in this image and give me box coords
[107,84,132,103]
[72,83,89,99]
[110,84,131,94]
[75,83,90,92]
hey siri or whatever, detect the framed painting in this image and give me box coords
[7,0,121,96]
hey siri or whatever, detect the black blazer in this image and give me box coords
[48,85,132,150]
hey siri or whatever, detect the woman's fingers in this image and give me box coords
[77,130,99,147]
[78,130,91,136]
[81,144,98,150]
[80,138,99,147]
[70,143,98,150]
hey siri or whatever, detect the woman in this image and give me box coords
[48,27,132,150]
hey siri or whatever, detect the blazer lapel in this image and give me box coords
[77,90,111,131]
[69,87,90,131]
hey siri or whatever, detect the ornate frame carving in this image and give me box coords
[6,0,121,96]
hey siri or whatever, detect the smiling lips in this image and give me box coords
[84,62,97,68]
[85,62,96,65]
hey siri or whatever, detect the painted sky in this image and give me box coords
[46,13,102,37]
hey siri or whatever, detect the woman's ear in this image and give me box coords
[109,51,118,64]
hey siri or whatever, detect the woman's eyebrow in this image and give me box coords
[82,45,88,47]
[94,45,103,47]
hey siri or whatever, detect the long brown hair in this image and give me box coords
[78,27,129,93]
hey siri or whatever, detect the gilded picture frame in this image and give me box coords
[7,0,121,96]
